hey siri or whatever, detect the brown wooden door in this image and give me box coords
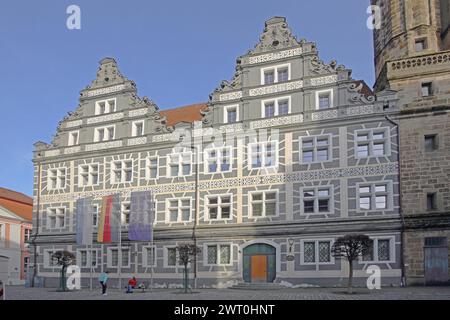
[251,255,267,283]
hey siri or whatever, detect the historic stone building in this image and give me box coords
[31,17,404,288]
[372,0,450,285]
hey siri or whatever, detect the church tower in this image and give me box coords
[372,0,450,285]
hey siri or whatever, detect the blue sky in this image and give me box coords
[0,0,374,196]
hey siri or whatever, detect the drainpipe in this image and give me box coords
[31,162,41,287]
[385,114,407,287]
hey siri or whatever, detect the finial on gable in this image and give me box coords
[88,57,130,89]
[251,16,299,54]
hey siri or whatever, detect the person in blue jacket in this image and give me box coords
[98,271,109,295]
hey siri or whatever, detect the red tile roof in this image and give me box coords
[0,187,33,221]
[160,103,208,127]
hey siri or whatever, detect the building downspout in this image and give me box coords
[385,114,407,287]
[31,162,41,287]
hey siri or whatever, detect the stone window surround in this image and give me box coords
[47,167,67,190]
[144,156,159,180]
[315,88,334,110]
[223,104,240,124]
[46,207,66,230]
[43,249,59,268]
[68,131,80,146]
[203,242,233,266]
[203,146,233,174]
[299,134,333,164]
[260,63,291,85]
[163,246,185,268]
[95,97,117,115]
[248,140,279,170]
[359,235,395,264]
[94,125,116,142]
[204,194,233,221]
[248,190,279,218]
[299,185,334,215]
[142,245,157,267]
[354,127,391,159]
[356,181,394,213]
[166,151,193,177]
[165,197,193,223]
[260,95,291,118]
[78,163,100,187]
[111,159,133,184]
[131,120,145,137]
[300,238,335,266]
[107,246,131,268]
[76,249,99,268]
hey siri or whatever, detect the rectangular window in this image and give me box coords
[109,248,130,268]
[95,126,115,142]
[262,97,291,117]
[146,157,158,179]
[250,191,277,217]
[355,129,388,157]
[227,107,237,123]
[95,98,116,115]
[301,135,331,163]
[24,229,32,242]
[79,164,99,187]
[301,187,332,214]
[205,147,232,173]
[358,183,389,211]
[415,39,426,52]
[206,244,231,266]
[166,247,181,267]
[168,152,192,177]
[261,64,290,85]
[78,249,98,268]
[92,204,99,227]
[167,198,191,223]
[362,238,392,262]
[318,92,330,109]
[249,141,277,169]
[424,134,438,152]
[47,168,66,190]
[47,207,65,229]
[121,203,131,225]
[111,160,133,183]
[206,195,232,220]
[421,82,432,97]
[132,121,144,137]
[427,193,437,210]
[44,250,58,268]
[68,131,79,146]
[143,246,156,267]
[302,240,333,265]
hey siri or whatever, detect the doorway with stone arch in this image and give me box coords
[242,243,277,283]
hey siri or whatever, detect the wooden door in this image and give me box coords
[251,255,267,283]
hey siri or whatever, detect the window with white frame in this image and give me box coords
[94,126,115,142]
[206,195,232,220]
[145,156,158,179]
[250,191,277,217]
[77,249,98,268]
[362,237,393,262]
[165,247,182,267]
[205,244,232,266]
[249,141,278,169]
[68,131,79,146]
[95,98,116,115]
[224,105,239,124]
[300,135,331,163]
[261,97,291,117]
[356,128,388,157]
[261,64,290,85]
[108,247,130,268]
[301,240,333,264]
[167,198,191,223]
[315,89,333,109]
[111,160,133,183]
[143,246,156,267]
[92,204,99,227]
[121,202,130,225]
[204,147,232,173]
[132,120,145,137]
[358,183,390,211]
[301,187,332,214]
[0,224,4,243]
[79,164,99,187]
[47,207,66,229]
[24,228,32,242]
[168,152,192,177]
[47,168,66,190]
[44,250,58,268]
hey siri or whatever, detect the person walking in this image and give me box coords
[99,271,109,296]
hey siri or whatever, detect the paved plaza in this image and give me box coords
[4,285,450,300]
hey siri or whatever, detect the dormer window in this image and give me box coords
[261,64,291,85]
[95,98,116,115]
[132,121,144,137]
[68,131,79,146]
